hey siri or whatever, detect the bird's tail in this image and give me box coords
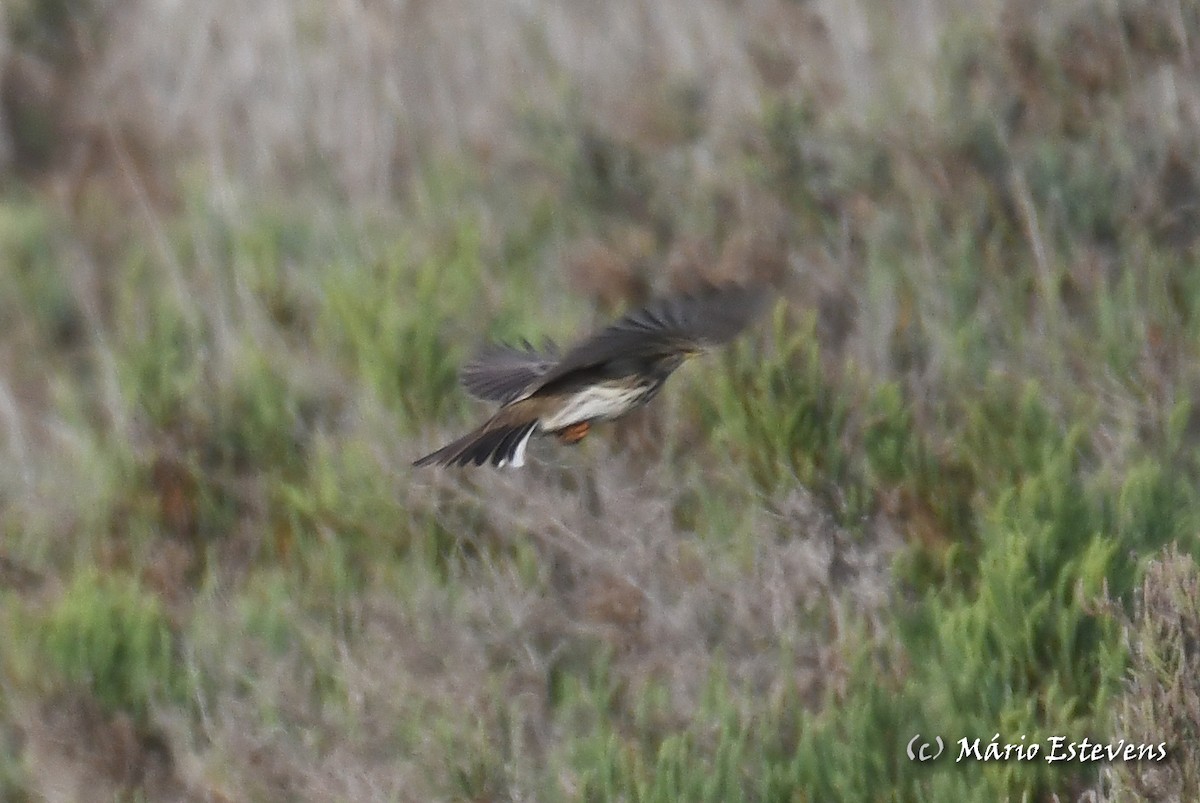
[413,419,539,468]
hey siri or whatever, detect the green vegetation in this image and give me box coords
[2,0,1199,800]
[37,568,186,718]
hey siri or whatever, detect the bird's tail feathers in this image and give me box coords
[413,419,539,468]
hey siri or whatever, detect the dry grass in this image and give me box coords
[3,0,1200,800]
[1098,546,1200,802]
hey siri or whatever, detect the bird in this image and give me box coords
[413,281,772,468]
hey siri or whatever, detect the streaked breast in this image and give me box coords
[541,380,660,430]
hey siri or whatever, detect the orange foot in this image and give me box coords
[556,421,591,444]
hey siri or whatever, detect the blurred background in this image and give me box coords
[2,0,1200,800]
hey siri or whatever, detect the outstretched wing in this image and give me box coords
[534,282,772,387]
[459,340,559,404]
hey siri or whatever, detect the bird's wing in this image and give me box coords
[459,340,560,404]
[534,282,772,387]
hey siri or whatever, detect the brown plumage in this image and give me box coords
[414,281,772,468]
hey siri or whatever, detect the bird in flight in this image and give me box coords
[414,281,772,468]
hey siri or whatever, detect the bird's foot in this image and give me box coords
[556,421,591,444]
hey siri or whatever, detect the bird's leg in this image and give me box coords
[556,421,591,444]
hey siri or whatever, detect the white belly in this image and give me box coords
[541,383,656,430]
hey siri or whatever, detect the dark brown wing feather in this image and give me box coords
[533,282,771,388]
[459,340,559,404]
